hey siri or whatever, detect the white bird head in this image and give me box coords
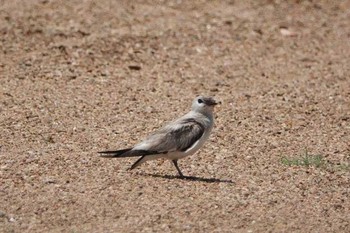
[191,96,220,115]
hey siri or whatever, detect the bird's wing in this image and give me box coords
[134,118,205,153]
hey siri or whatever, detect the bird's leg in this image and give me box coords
[172,160,184,178]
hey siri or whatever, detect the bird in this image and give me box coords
[99,96,219,178]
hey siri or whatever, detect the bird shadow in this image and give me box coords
[139,173,234,184]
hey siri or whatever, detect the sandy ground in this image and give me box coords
[1,0,350,232]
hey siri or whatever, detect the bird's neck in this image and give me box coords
[195,110,214,123]
[203,110,214,119]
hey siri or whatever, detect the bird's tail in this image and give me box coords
[98,148,134,158]
[98,148,160,158]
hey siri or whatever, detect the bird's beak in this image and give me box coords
[210,100,221,106]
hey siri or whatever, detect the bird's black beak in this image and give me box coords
[209,100,221,106]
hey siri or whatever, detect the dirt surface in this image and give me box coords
[1,0,350,232]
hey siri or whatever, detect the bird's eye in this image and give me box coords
[198,99,203,104]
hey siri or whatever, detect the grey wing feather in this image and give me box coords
[140,118,205,153]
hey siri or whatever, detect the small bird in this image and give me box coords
[99,96,219,177]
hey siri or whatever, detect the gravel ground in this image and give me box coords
[0,0,349,232]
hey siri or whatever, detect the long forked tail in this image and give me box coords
[98,148,134,158]
[98,148,160,158]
